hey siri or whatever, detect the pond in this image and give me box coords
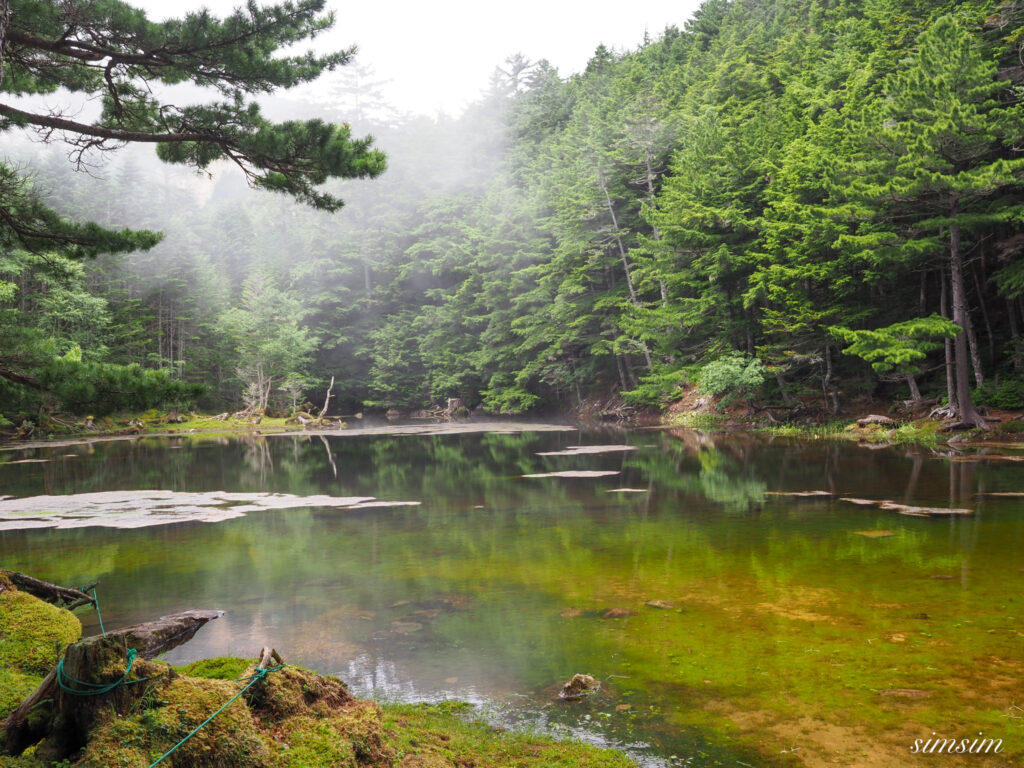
[2,422,1024,767]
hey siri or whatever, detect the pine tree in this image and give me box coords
[848,13,1024,427]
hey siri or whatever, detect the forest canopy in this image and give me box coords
[1,0,1023,426]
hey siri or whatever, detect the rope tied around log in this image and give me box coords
[56,648,149,696]
[146,660,284,768]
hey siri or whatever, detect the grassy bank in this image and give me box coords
[0,575,632,768]
[665,409,1024,447]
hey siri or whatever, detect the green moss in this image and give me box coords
[174,656,252,681]
[381,703,634,767]
[0,667,39,721]
[80,676,275,768]
[0,578,81,721]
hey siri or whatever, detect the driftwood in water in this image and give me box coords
[257,646,284,671]
[4,610,222,758]
[0,570,95,610]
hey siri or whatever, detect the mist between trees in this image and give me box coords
[2,0,1024,425]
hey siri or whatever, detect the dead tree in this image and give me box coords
[4,610,222,758]
[0,570,95,610]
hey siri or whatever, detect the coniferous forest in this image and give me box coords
[3,0,1024,426]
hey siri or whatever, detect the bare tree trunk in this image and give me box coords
[950,220,988,428]
[0,570,95,609]
[622,353,639,389]
[320,375,335,418]
[598,170,653,370]
[615,354,629,392]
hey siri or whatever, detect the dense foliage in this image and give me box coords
[2,0,1023,421]
[0,0,384,421]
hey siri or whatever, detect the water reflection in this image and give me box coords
[2,425,1024,765]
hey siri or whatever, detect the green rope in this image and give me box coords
[91,587,106,637]
[147,664,284,768]
[56,648,147,696]
[73,583,106,637]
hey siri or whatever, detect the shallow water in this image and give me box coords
[3,423,1024,766]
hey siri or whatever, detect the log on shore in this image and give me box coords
[0,569,95,610]
[3,610,222,758]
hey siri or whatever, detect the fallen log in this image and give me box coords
[0,570,95,610]
[4,610,222,758]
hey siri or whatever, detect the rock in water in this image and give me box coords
[856,414,896,426]
[602,607,637,618]
[559,673,599,701]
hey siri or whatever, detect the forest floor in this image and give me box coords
[0,572,632,768]
[3,397,1024,449]
[657,386,1024,448]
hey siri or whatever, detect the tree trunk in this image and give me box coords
[950,221,988,428]
[0,0,9,88]
[1008,298,1023,371]
[774,369,796,405]
[964,303,984,389]
[906,373,922,403]
[615,354,629,392]
[4,610,222,758]
[320,375,335,418]
[0,570,95,609]
[940,267,956,414]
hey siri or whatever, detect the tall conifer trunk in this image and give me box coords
[950,220,987,429]
[940,269,955,412]
[0,0,9,87]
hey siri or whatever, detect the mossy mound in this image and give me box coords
[0,572,82,720]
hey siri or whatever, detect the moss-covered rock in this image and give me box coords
[0,571,81,721]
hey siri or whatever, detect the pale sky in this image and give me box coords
[133,0,706,116]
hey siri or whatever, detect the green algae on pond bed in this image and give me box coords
[3,427,1024,766]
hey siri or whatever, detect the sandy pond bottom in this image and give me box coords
[2,421,1024,767]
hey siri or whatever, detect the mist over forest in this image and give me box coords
[3,0,1024,427]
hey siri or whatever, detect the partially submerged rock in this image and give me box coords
[558,673,600,701]
[645,599,677,610]
[857,414,896,426]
